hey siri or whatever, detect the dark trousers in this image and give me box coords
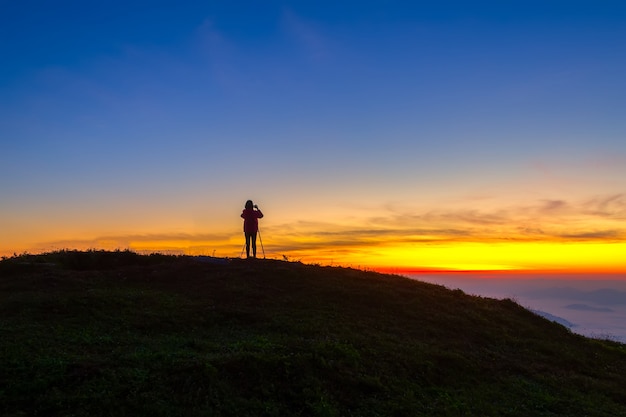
[245,232,257,258]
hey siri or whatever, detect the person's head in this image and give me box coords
[245,200,254,210]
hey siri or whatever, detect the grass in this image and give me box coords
[1,250,625,416]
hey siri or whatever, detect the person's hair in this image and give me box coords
[245,200,253,210]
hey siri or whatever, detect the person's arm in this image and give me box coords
[256,208,264,218]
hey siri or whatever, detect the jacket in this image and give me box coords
[241,208,263,233]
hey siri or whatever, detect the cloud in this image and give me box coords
[523,287,626,306]
[281,9,331,62]
[395,194,626,243]
[583,194,626,219]
[557,230,624,240]
[262,193,626,253]
[565,304,614,313]
[538,199,568,213]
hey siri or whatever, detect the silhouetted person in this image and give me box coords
[241,200,264,258]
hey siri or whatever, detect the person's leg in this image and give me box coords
[245,233,252,258]
[251,232,257,258]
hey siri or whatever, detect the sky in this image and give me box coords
[2,1,626,272]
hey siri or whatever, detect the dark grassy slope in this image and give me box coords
[1,251,625,417]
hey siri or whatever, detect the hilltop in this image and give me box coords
[1,250,625,416]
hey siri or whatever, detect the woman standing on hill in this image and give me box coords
[241,200,264,258]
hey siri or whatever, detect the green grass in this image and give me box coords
[1,250,625,416]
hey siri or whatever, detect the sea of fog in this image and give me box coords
[405,274,626,344]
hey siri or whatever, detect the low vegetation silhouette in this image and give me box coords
[1,250,625,416]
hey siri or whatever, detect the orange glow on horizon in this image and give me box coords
[271,240,626,274]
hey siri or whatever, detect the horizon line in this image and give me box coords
[3,248,626,277]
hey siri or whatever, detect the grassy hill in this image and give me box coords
[1,250,625,416]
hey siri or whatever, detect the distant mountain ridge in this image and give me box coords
[524,286,626,306]
[530,309,576,328]
[565,303,614,313]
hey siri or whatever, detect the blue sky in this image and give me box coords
[2,1,626,269]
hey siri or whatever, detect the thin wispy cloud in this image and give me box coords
[281,9,331,62]
[270,193,626,247]
[193,18,244,92]
[583,194,626,219]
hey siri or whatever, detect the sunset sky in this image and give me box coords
[2,1,626,273]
